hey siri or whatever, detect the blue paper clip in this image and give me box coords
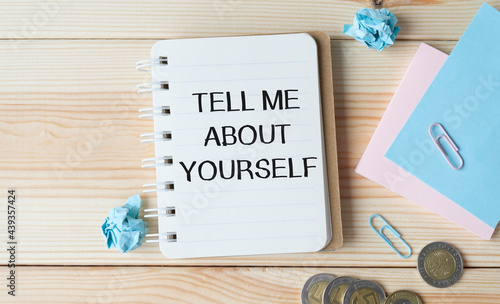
[369,214,412,259]
[429,123,464,170]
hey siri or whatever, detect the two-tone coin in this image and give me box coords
[343,280,386,304]
[417,241,463,288]
[323,276,357,304]
[301,273,336,304]
[383,290,422,304]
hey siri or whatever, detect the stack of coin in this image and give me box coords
[302,275,390,304]
[417,241,463,288]
[303,241,463,304]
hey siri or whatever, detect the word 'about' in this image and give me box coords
[204,124,290,146]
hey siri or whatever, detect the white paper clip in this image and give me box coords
[429,123,464,170]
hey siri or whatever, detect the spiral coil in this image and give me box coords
[137,81,169,94]
[145,232,177,243]
[140,131,172,143]
[141,156,173,168]
[138,57,177,244]
[139,106,171,119]
[144,207,176,218]
[143,181,174,193]
[136,56,168,72]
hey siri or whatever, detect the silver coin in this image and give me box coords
[417,241,463,288]
[302,273,336,304]
[343,280,386,304]
[323,276,357,304]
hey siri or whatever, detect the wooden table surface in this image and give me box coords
[1,1,499,303]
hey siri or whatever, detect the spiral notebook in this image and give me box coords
[138,32,342,258]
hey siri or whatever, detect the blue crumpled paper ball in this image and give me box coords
[101,194,148,253]
[343,8,401,51]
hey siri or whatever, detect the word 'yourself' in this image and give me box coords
[181,157,318,182]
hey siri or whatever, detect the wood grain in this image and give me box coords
[1,1,500,300]
[0,40,498,268]
[4,266,500,303]
[0,1,498,41]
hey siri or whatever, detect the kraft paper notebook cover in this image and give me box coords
[138,32,342,258]
[356,43,494,239]
[386,3,500,232]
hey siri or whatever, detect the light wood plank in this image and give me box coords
[1,1,498,302]
[1,39,499,266]
[2,266,499,303]
[0,1,499,41]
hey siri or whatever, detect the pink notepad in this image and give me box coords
[355,43,495,240]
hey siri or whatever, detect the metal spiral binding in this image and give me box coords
[136,56,168,72]
[137,81,169,94]
[145,232,177,243]
[142,156,173,168]
[140,131,172,143]
[144,207,176,218]
[138,56,177,244]
[138,106,171,119]
[143,181,175,193]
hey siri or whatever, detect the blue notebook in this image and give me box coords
[386,3,500,229]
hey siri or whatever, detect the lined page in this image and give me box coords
[150,34,330,258]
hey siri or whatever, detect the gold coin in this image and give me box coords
[417,241,463,288]
[383,290,422,304]
[308,281,331,304]
[424,249,455,280]
[323,276,357,304]
[343,280,386,304]
[352,288,381,303]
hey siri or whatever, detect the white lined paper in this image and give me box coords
[149,33,331,258]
